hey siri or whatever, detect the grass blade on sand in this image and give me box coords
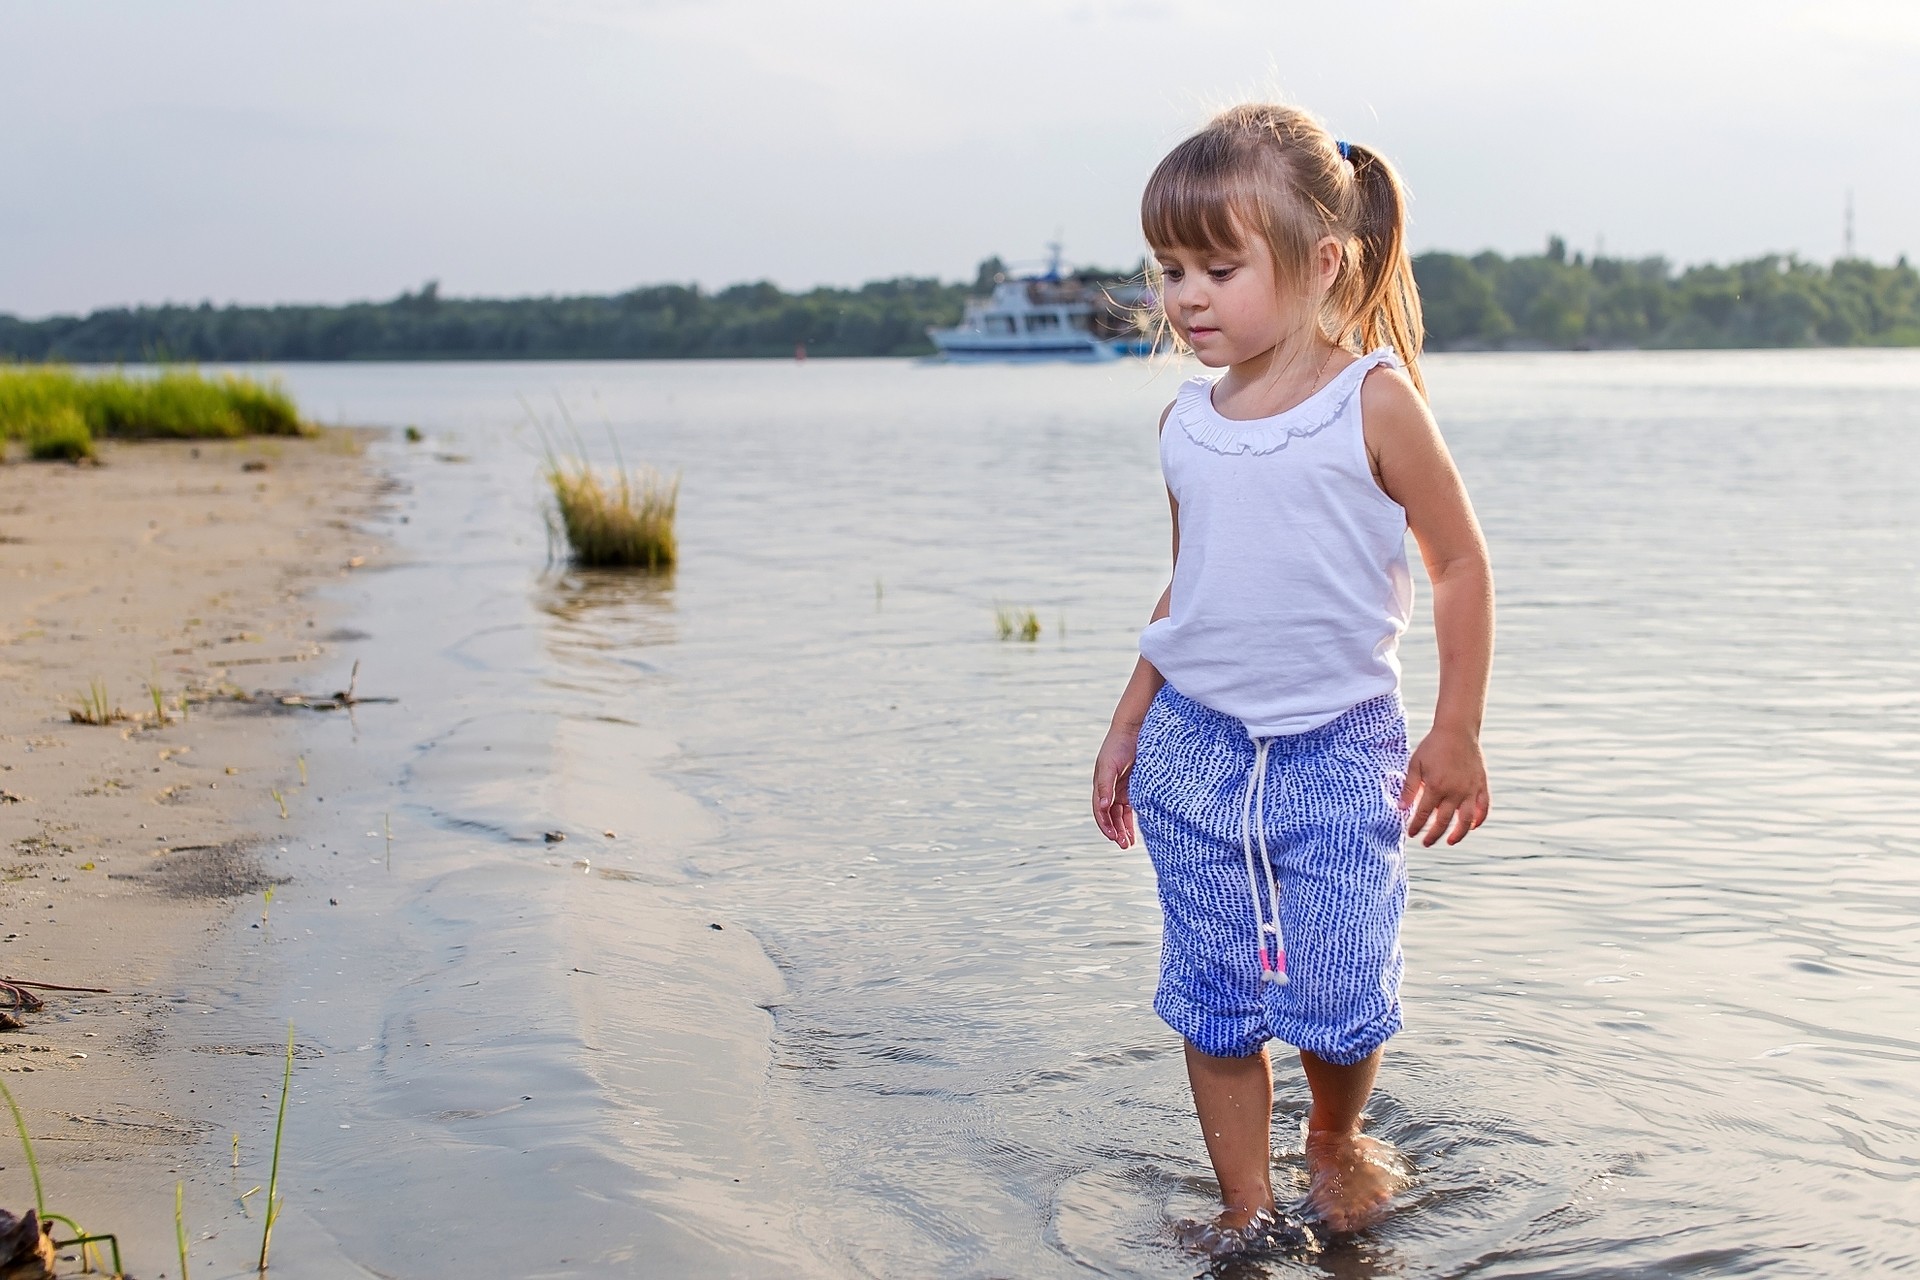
[259,1021,294,1273]
[0,1077,46,1218]
[176,1181,190,1280]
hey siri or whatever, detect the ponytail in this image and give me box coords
[1337,143,1426,397]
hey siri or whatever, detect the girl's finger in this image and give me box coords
[1406,787,1438,838]
[1397,762,1423,812]
[1421,801,1459,846]
[1445,805,1474,845]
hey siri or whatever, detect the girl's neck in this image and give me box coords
[1216,332,1347,420]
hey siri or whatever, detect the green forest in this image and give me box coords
[1416,238,1920,349]
[3,241,1916,362]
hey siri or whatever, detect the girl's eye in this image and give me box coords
[1208,267,1237,281]
[1160,267,1184,282]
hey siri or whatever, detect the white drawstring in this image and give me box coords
[1237,737,1288,986]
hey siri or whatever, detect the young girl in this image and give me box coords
[1090,104,1494,1247]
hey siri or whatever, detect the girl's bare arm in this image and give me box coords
[1362,367,1495,846]
[1093,406,1178,849]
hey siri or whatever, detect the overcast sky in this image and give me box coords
[2,0,1915,316]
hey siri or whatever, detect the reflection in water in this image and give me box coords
[254,352,1920,1279]
[538,566,677,634]
[537,568,677,688]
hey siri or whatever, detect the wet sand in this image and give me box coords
[0,432,832,1278]
[0,436,390,1272]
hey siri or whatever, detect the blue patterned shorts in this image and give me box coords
[1129,685,1409,1065]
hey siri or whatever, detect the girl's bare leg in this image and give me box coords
[1299,1048,1407,1232]
[1183,1041,1276,1229]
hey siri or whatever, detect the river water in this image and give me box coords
[210,351,1918,1278]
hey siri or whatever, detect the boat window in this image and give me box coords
[1028,312,1060,331]
[988,316,1015,334]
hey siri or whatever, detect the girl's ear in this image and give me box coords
[1313,234,1343,297]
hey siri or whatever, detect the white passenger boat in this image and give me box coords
[929,247,1153,362]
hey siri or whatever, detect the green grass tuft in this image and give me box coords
[545,458,679,570]
[23,404,95,460]
[0,364,306,459]
[70,679,127,725]
[994,605,1042,642]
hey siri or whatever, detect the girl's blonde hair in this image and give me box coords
[1142,103,1425,395]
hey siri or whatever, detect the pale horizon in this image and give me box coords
[3,0,1915,318]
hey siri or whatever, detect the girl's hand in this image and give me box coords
[1092,724,1140,849]
[1400,727,1490,846]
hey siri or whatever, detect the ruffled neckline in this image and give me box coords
[1174,348,1399,457]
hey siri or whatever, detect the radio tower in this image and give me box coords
[1844,189,1855,260]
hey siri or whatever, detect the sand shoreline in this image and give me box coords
[0,429,828,1279]
[0,435,391,1270]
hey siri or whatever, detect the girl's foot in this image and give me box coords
[1172,1204,1278,1257]
[1302,1132,1409,1234]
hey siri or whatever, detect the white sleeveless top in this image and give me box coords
[1139,348,1414,737]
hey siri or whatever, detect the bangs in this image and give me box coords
[1141,142,1253,256]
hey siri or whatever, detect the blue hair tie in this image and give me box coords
[1335,139,1352,161]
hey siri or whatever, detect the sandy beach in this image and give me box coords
[0,434,388,1271]
[0,423,819,1278]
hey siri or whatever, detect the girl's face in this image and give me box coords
[1154,227,1340,369]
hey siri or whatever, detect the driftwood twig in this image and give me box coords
[0,978,113,995]
[273,660,398,711]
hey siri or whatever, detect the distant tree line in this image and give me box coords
[3,241,1915,362]
[0,277,974,363]
[1416,238,1920,349]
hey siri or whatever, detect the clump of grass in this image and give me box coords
[545,457,679,570]
[23,404,94,461]
[70,679,128,725]
[0,364,306,457]
[403,425,424,443]
[218,376,303,437]
[995,605,1042,642]
[259,1022,294,1273]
